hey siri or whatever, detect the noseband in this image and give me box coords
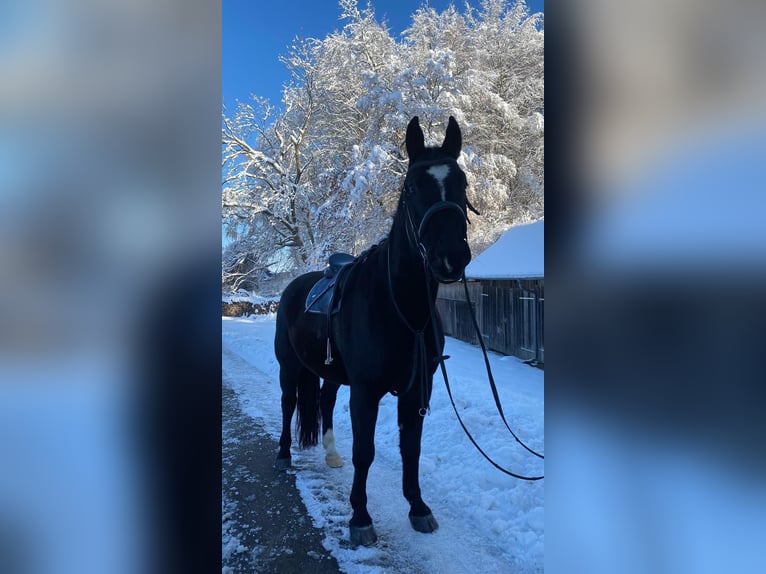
[403,198,468,266]
[416,200,468,239]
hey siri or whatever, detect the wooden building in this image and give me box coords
[436,220,544,364]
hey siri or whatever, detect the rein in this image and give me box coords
[396,193,544,481]
[422,276,544,481]
[386,195,470,414]
[457,276,544,461]
[385,242,432,416]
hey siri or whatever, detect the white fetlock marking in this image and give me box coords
[322,429,338,455]
[323,429,343,467]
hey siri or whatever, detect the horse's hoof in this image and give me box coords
[409,513,439,533]
[274,457,291,471]
[325,454,343,468]
[349,524,377,547]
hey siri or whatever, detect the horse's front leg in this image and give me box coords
[348,384,380,546]
[320,380,343,468]
[398,383,439,533]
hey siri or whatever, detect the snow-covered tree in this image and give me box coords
[222,49,318,273]
[222,0,543,288]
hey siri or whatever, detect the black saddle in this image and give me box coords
[305,252,355,314]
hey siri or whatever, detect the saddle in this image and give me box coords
[304,252,356,365]
[305,252,355,315]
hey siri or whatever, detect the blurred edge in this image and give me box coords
[0,1,221,574]
[547,0,766,573]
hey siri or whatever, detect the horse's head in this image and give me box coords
[402,116,473,283]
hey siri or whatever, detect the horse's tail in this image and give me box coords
[296,373,321,448]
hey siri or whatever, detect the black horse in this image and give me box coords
[274,116,472,546]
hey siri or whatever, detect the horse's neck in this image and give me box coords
[385,210,437,329]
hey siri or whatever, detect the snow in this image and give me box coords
[465,220,544,280]
[222,314,544,573]
[221,290,278,304]
[222,498,248,564]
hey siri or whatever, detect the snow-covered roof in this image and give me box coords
[465,220,544,279]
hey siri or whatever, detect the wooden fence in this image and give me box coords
[436,278,544,363]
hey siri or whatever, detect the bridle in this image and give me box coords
[403,198,468,275]
[384,171,469,415]
[386,159,470,331]
[386,162,545,481]
[400,162,469,279]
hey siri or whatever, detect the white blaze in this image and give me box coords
[427,164,451,201]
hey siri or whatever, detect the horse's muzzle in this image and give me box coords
[428,241,471,283]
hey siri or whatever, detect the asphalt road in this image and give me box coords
[222,383,342,574]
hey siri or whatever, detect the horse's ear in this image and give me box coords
[441,116,462,159]
[406,116,425,161]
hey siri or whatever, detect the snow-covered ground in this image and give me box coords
[222,314,544,573]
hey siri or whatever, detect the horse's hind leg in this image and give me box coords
[321,380,343,468]
[276,357,324,469]
[275,310,295,469]
[275,313,304,470]
[275,361,298,470]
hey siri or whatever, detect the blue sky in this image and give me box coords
[223,0,544,111]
